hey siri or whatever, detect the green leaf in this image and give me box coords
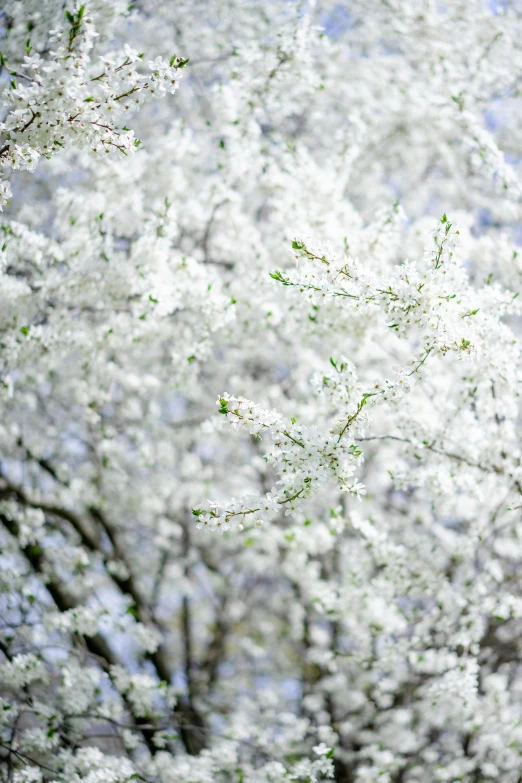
[269,270,286,283]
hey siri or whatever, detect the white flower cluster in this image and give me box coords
[0,4,186,208]
[194,393,366,530]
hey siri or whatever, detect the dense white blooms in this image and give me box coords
[0,3,186,207]
[2,1,522,782]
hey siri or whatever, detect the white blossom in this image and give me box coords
[2,2,522,782]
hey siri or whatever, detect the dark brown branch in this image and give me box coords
[0,512,160,755]
[0,466,207,755]
[355,434,492,472]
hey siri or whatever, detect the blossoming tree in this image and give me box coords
[2,1,522,782]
